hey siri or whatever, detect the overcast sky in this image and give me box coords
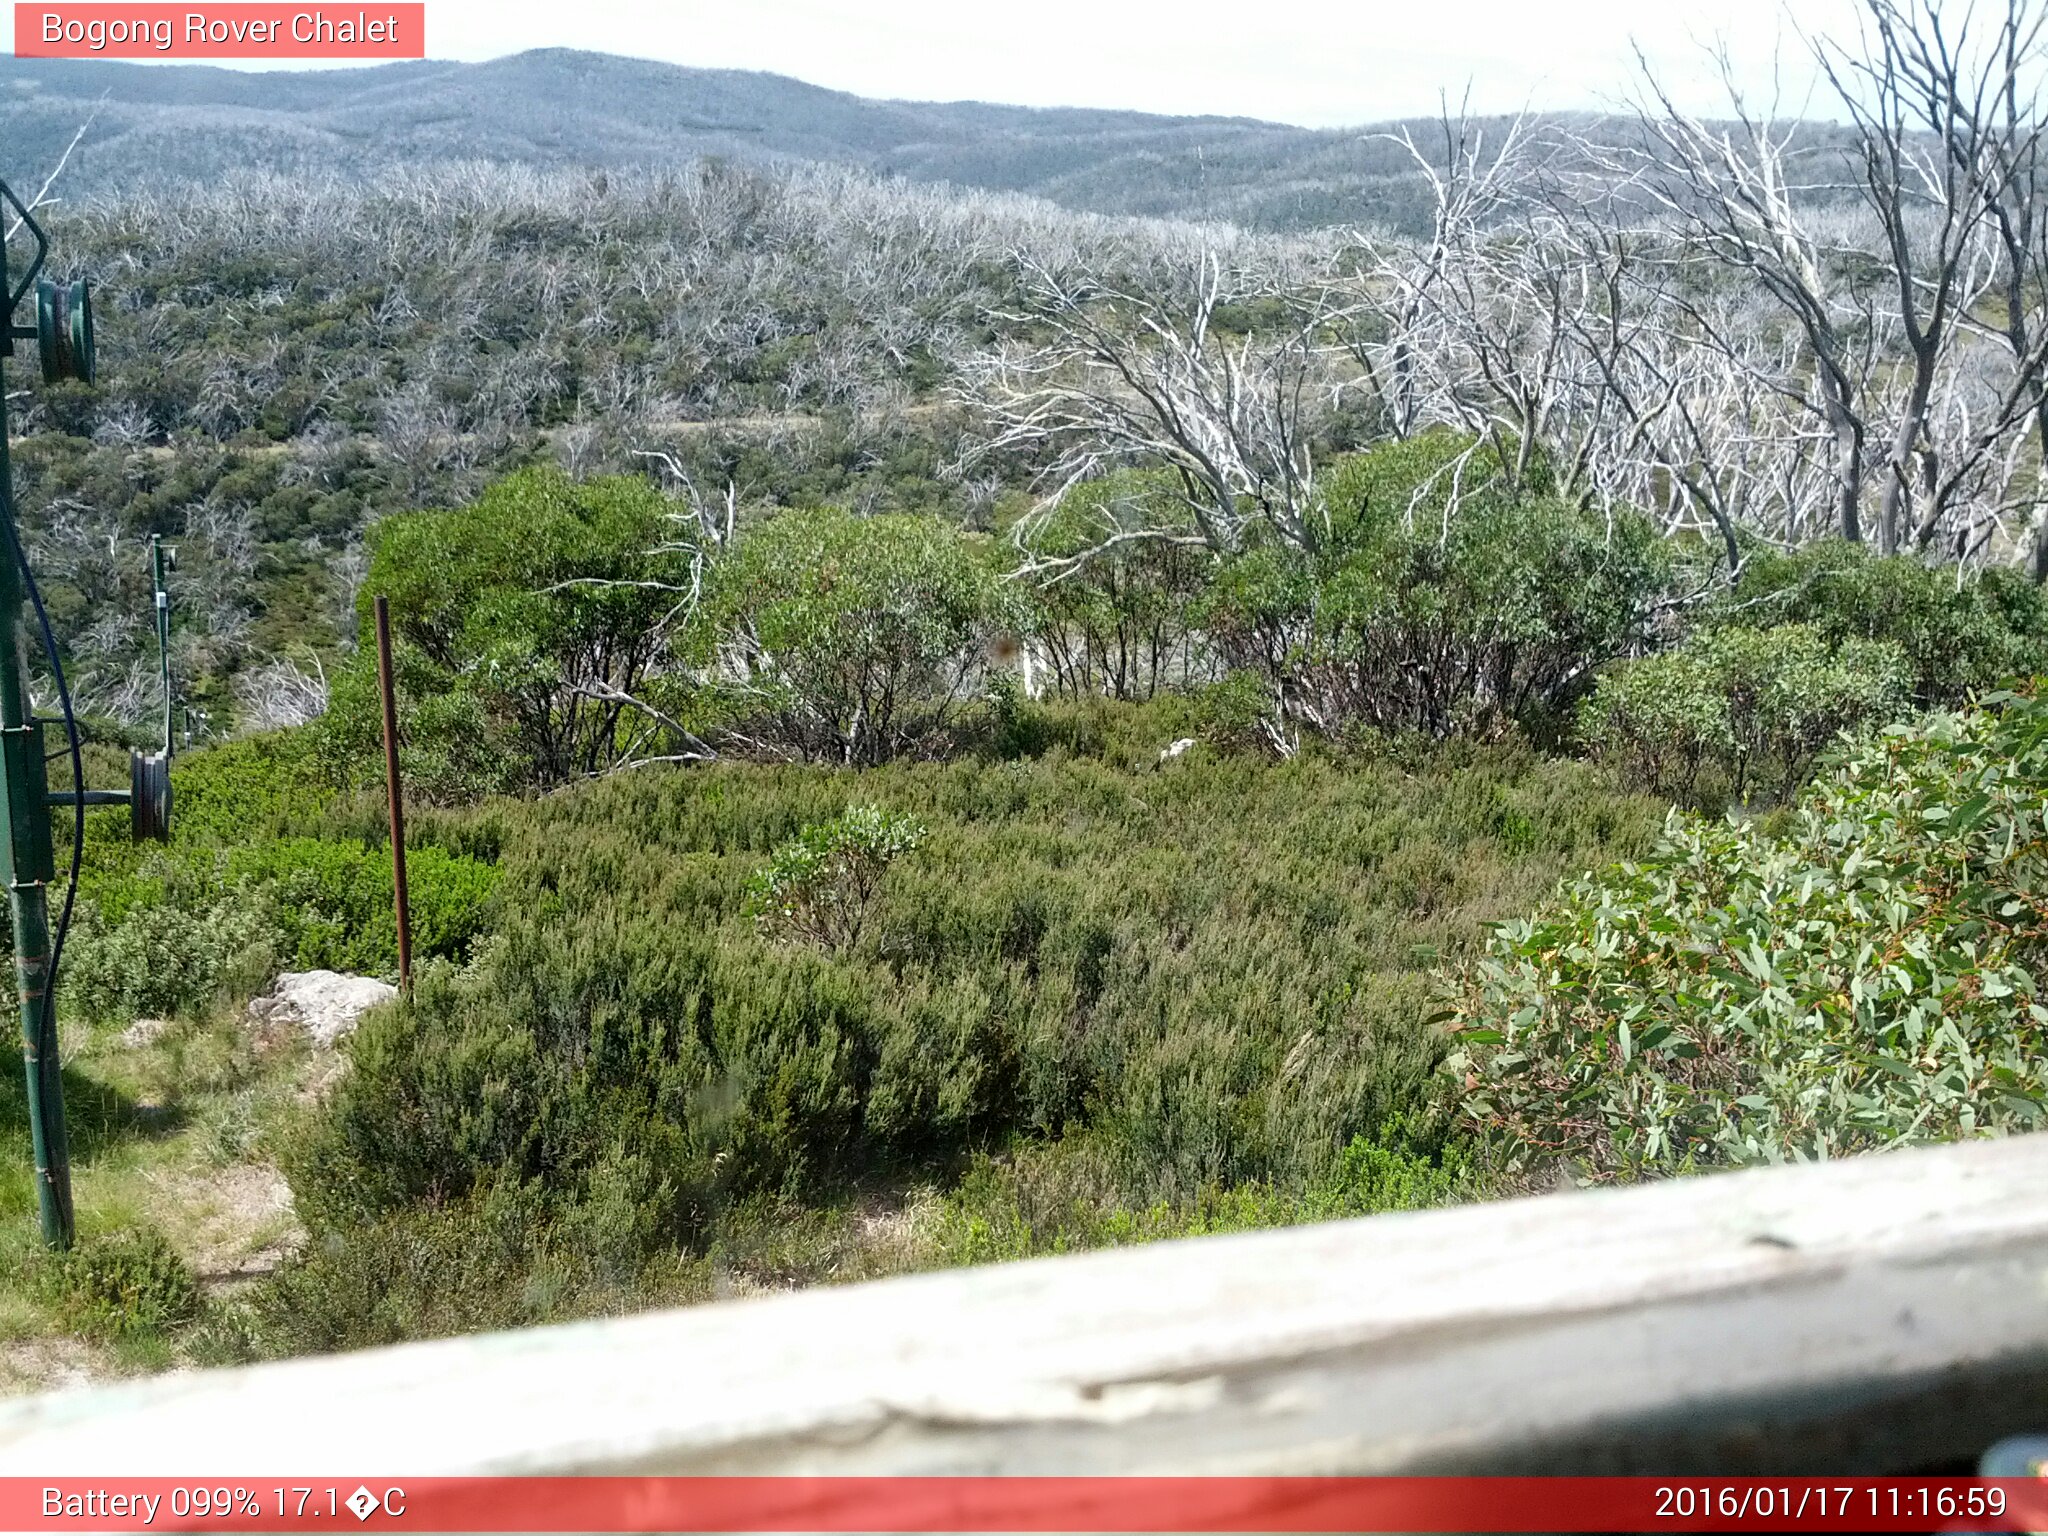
[5,0,1872,125]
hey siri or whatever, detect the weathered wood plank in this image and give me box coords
[3,1135,2045,1475]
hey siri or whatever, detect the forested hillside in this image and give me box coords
[3,1,2048,1389]
[4,49,1494,230]
[7,160,1089,729]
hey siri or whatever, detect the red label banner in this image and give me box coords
[1,1476,2045,1533]
[13,5,424,58]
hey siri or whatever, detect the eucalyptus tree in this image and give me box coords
[1814,0,2048,556]
[955,236,1353,562]
[1609,1,2048,566]
[1602,49,1884,547]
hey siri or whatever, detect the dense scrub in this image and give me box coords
[23,553,2048,1370]
[1710,543,2048,708]
[62,733,495,1025]
[22,434,2048,1370]
[352,436,1685,791]
[1582,542,2048,806]
[1199,435,1672,746]
[250,721,1658,1351]
[1577,624,1912,805]
[220,665,2048,1359]
[1446,688,2048,1185]
[350,447,2048,815]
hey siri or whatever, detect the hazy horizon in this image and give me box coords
[2,0,1867,128]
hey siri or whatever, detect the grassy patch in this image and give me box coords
[0,1006,314,1394]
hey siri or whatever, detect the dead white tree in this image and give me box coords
[1613,45,1884,547]
[1881,0,2048,573]
[1605,5,2048,568]
[1342,107,1548,446]
[1813,0,2043,555]
[233,653,331,731]
[1,99,102,240]
[956,245,1348,559]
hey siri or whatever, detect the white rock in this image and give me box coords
[1158,737,1197,763]
[121,1017,172,1049]
[248,970,398,1048]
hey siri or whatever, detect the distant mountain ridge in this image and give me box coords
[0,48,1475,229]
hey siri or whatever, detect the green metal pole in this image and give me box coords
[0,348,74,1251]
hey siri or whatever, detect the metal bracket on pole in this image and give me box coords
[0,723,56,887]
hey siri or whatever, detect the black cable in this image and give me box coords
[0,513,85,1065]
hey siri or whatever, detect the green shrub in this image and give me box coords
[1444,689,2048,1186]
[1299,1123,1474,1217]
[1187,670,1282,754]
[326,467,701,796]
[68,817,495,1017]
[746,806,927,950]
[932,1122,1470,1265]
[1713,542,2048,706]
[976,672,1057,759]
[1013,469,1213,701]
[691,507,1026,764]
[1199,432,1671,744]
[234,1179,659,1357]
[68,864,270,1023]
[286,932,877,1242]
[48,1228,202,1339]
[282,744,1659,1277]
[1579,624,1912,802]
[170,731,337,845]
[228,838,498,975]
[322,642,511,804]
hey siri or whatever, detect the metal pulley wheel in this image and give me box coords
[36,277,94,386]
[130,749,170,844]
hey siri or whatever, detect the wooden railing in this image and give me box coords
[1,1134,2043,1476]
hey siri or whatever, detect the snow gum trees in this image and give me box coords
[963,0,2048,603]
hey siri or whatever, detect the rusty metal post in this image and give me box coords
[373,596,412,994]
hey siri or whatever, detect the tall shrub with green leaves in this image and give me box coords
[326,467,700,797]
[1444,689,2048,1185]
[691,508,1024,764]
[1712,542,2048,706]
[1199,432,1670,743]
[1579,624,1911,802]
[1014,469,1213,700]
